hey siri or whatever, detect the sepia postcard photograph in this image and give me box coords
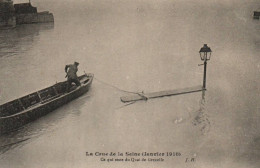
[0,0,259,167]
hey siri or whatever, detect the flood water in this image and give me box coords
[0,0,259,167]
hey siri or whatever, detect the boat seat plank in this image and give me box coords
[40,94,61,104]
[38,87,57,101]
[53,82,67,94]
[20,92,41,109]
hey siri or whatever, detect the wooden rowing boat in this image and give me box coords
[0,73,94,134]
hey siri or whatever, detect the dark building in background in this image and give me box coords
[253,11,260,19]
[0,0,16,28]
[14,3,37,14]
[0,0,54,29]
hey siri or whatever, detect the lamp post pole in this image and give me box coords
[203,54,207,89]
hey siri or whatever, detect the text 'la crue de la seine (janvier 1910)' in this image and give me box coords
[86,152,182,162]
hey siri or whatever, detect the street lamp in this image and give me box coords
[199,44,212,89]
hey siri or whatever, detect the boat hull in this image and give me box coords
[0,74,93,134]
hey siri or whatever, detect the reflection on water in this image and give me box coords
[0,23,54,58]
[192,90,211,135]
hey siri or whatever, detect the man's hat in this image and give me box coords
[74,61,79,65]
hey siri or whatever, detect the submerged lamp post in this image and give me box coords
[199,44,212,89]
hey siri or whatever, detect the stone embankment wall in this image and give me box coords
[0,0,16,28]
[14,2,54,24]
[254,11,260,19]
[0,1,54,28]
[16,11,54,24]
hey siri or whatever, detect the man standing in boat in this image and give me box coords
[65,62,81,92]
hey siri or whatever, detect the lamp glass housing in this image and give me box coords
[199,44,212,61]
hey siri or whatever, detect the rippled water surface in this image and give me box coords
[0,0,259,167]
